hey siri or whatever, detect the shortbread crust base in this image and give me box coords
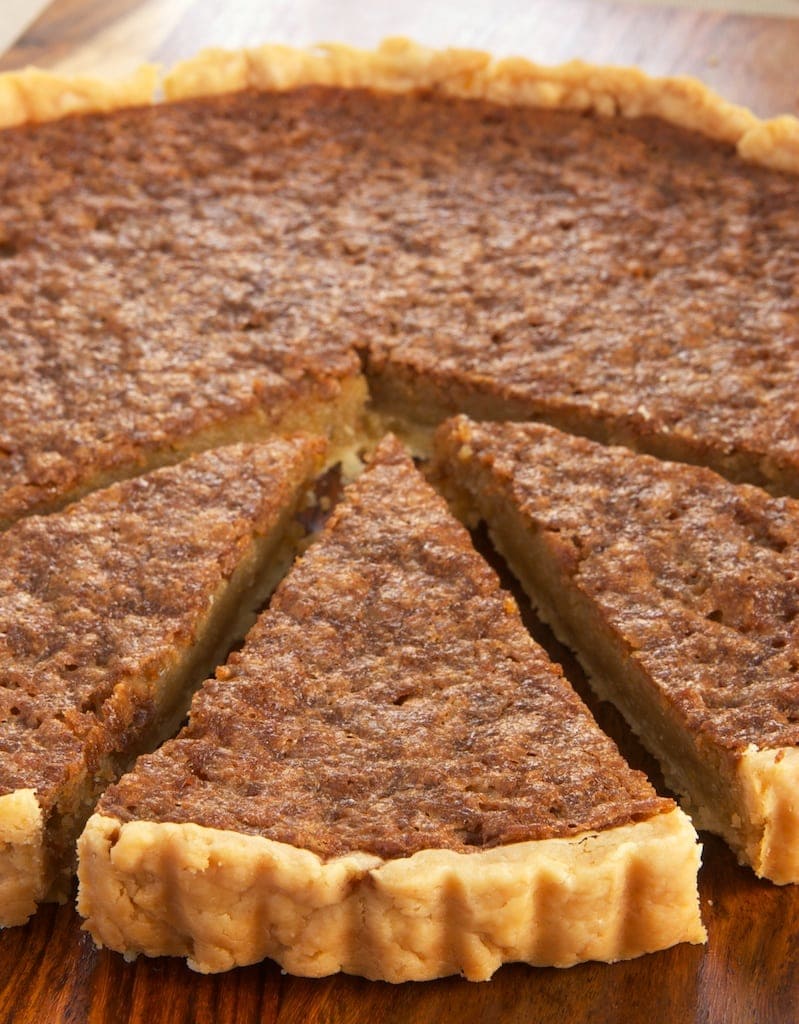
[734,748,799,885]
[0,790,45,927]
[0,444,325,926]
[77,808,704,981]
[0,64,157,127]
[435,449,799,884]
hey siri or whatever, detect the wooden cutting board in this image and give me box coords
[1,2,798,1022]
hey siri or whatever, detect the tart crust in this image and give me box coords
[0,790,44,927]
[0,63,156,126]
[736,748,799,884]
[78,807,703,980]
[0,38,796,174]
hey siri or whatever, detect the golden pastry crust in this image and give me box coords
[0,790,44,927]
[164,38,752,140]
[735,747,799,885]
[737,115,799,175]
[78,802,703,979]
[0,64,157,128]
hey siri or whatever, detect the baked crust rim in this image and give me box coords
[738,746,799,885]
[0,789,45,927]
[0,62,157,128]
[77,807,705,981]
[0,37,796,174]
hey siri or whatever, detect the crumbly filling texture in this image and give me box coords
[434,418,799,754]
[0,94,360,524]
[0,438,322,811]
[97,437,671,859]
[1,84,799,519]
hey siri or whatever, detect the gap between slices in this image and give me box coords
[0,436,326,926]
[77,436,704,981]
[432,415,799,884]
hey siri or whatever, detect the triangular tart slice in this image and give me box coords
[78,435,703,981]
[433,416,799,884]
[0,436,326,925]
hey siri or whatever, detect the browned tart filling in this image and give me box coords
[0,436,325,924]
[0,97,365,527]
[433,416,799,882]
[1,82,798,523]
[79,436,703,979]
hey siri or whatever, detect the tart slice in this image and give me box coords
[433,416,799,884]
[78,435,704,981]
[0,92,367,528]
[0,436,326,927]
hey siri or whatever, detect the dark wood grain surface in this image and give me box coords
[1,2,798,1022]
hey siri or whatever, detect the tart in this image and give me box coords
[432,416,799,883]
[0,34,794,969]
[0,436,325,926]
[77,436,704,981]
